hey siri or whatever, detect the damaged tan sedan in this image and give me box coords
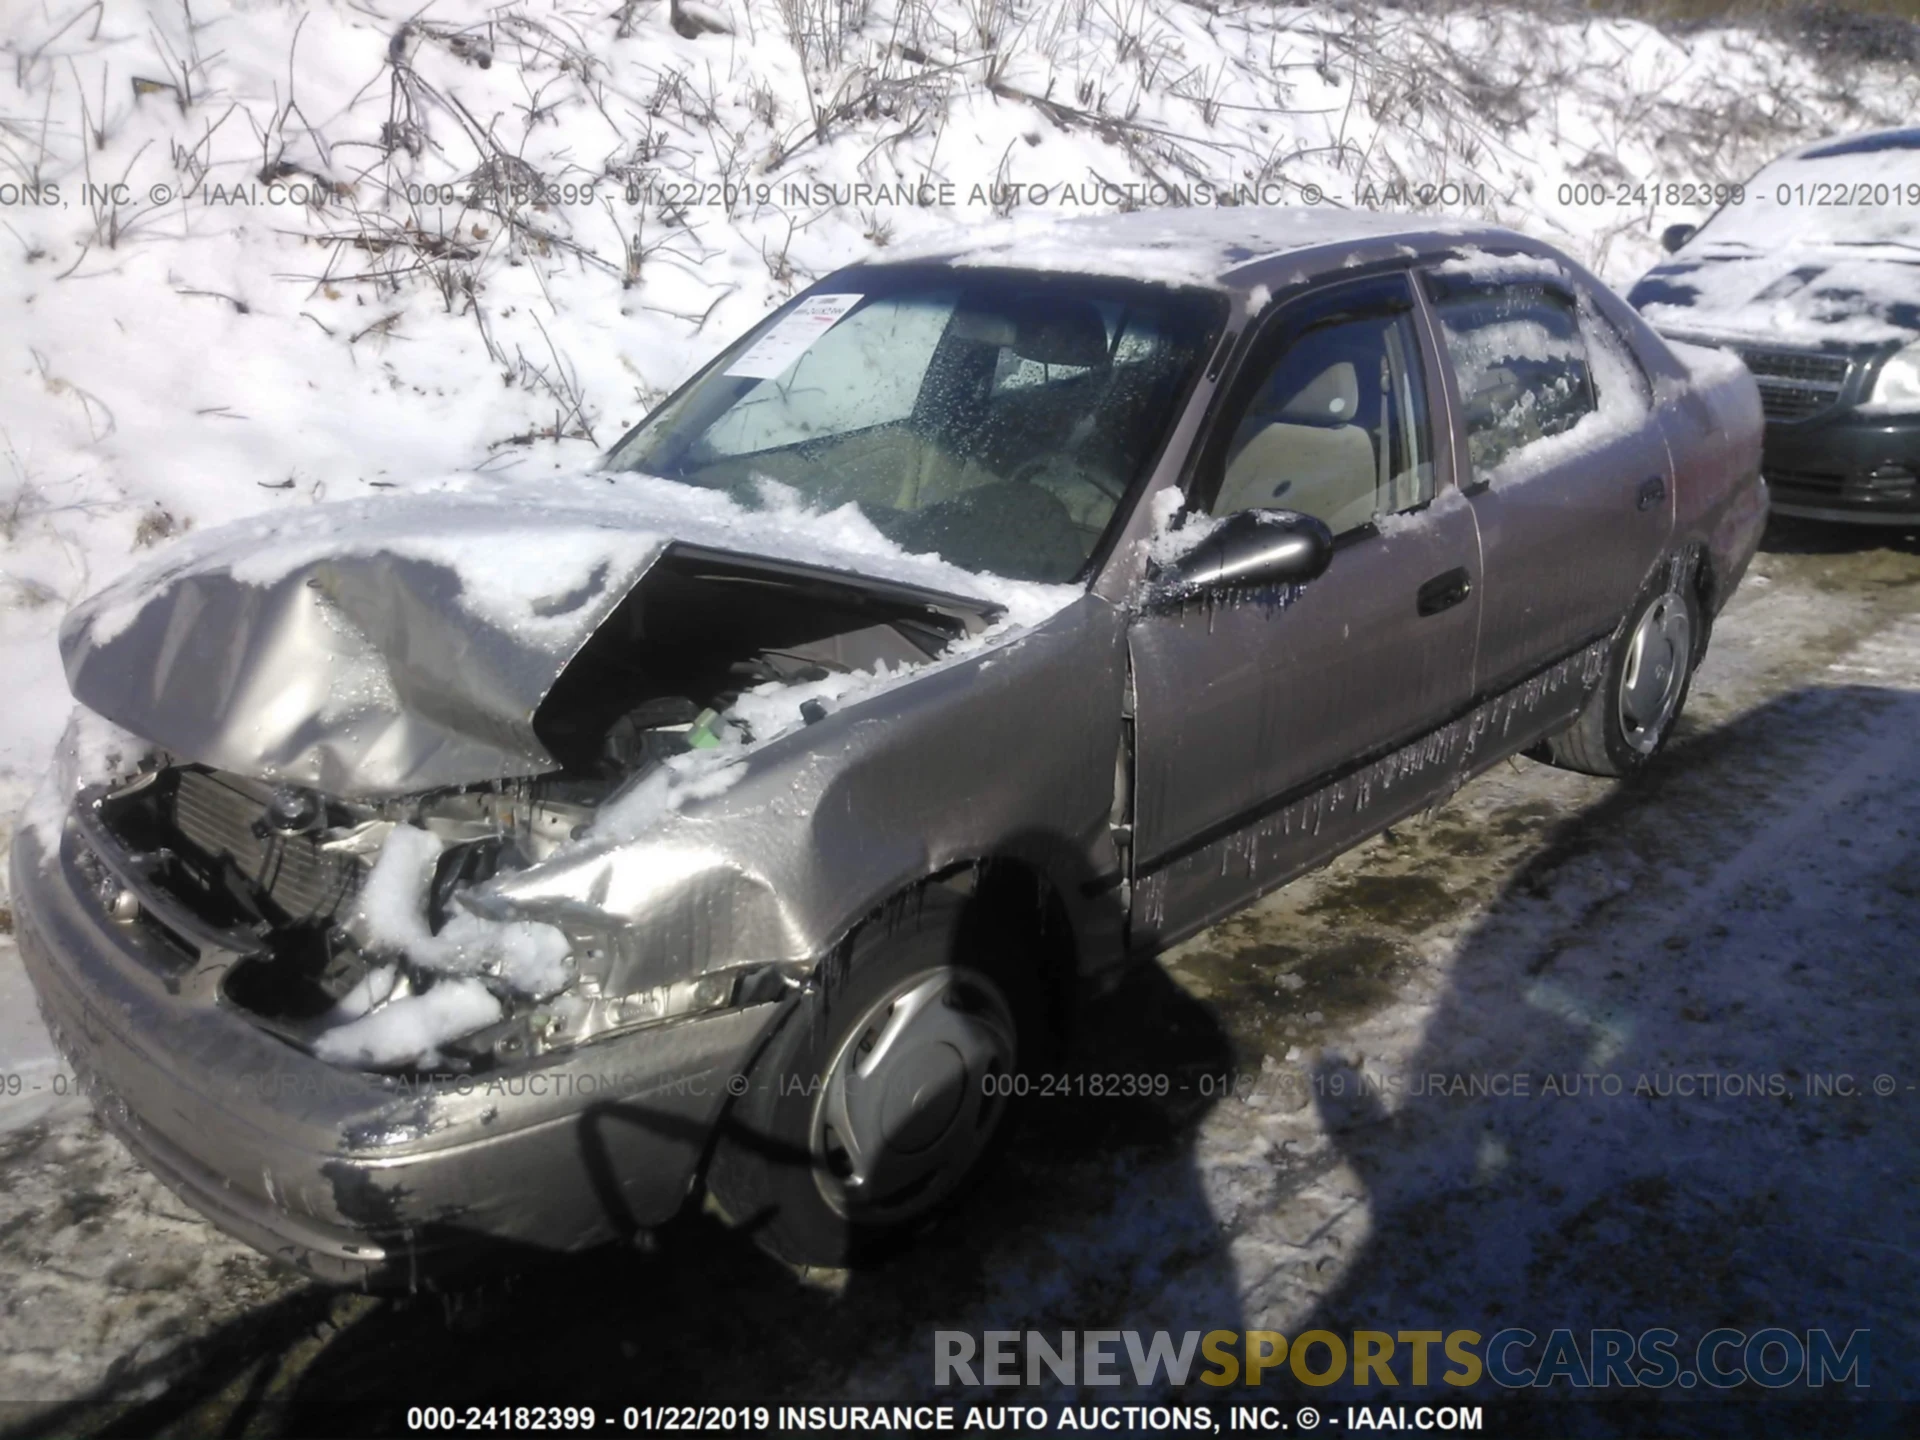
[11,211,1765,1282]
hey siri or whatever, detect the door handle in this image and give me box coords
[1416,566,1472,617]
[1636,475,1667,511]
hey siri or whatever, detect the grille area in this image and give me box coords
[1734,346,1852,422]
[170,770,359,922]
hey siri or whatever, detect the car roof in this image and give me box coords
[1792,125,1920,162]
[868,207,1533,292]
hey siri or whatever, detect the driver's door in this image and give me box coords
[1128,271,1483,948]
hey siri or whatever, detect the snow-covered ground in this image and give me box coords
[4,521,1917,1432]
[4,0,1920,1429]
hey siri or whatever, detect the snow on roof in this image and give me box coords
[874,207,1500,288]
[1791,126,1920,164]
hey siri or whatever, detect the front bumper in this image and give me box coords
[1762,411,1920,526]
[9,815,786,1285]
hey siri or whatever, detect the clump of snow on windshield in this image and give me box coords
[313,979,503,1070]
[351,823,573,996]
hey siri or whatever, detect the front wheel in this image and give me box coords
[1541,577,1700,778]
[705,891,1039,1267]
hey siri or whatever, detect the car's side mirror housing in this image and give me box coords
[1660,223,1697,255]
[1151,508,1334,605]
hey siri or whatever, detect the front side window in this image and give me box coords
[604,270,1222,584]
[1425,278,1596,477]
[1209,278,1435,536]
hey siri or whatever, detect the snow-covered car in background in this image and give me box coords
[11,210,1764,1283]
[1630,126,1920,525]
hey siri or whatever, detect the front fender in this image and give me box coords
[483,596,1132,993]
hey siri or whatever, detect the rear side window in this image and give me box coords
[1424,279,1595,476]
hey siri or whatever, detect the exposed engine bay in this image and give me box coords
[534,545,988,775]
[78,546,998,1074]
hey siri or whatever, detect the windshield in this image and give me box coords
[602,269,1223,584]
[1693,129,1920,253]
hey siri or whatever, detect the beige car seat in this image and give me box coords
[1215,360,1381,534]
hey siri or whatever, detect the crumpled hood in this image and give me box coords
[62,491,673,796]
[60,473,1061,798]
[1630,247,1920,349]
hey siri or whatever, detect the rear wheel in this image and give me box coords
[1542,576,1699,778]
[706,889,1040,1266]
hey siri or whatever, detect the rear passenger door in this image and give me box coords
[1421,264,1674,693]
[1127,271,1483,947]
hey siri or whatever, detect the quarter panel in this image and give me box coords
[1659,340,1768,611]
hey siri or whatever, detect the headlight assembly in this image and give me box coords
[1867,340,1920,411]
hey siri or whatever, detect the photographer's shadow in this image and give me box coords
[1275,683,1920,1430]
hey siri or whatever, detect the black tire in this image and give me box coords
[705,888,1044,1267]
[1542,572,1701,779]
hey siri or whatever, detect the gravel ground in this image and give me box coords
[1,517,1916,1437]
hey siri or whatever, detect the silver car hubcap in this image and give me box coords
[811,967,1017,1224]
[1617,594,1692,754]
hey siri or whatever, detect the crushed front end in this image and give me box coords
[14,537,1006,1283]
[11,792,785,1285]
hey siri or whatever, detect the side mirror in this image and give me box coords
[1152,508,1334,605]
[1660,223,1697,255]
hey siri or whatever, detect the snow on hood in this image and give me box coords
[58,471,1077,797]
[1633,248,1920,347]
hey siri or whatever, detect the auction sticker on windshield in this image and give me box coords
[724,293,864,378]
